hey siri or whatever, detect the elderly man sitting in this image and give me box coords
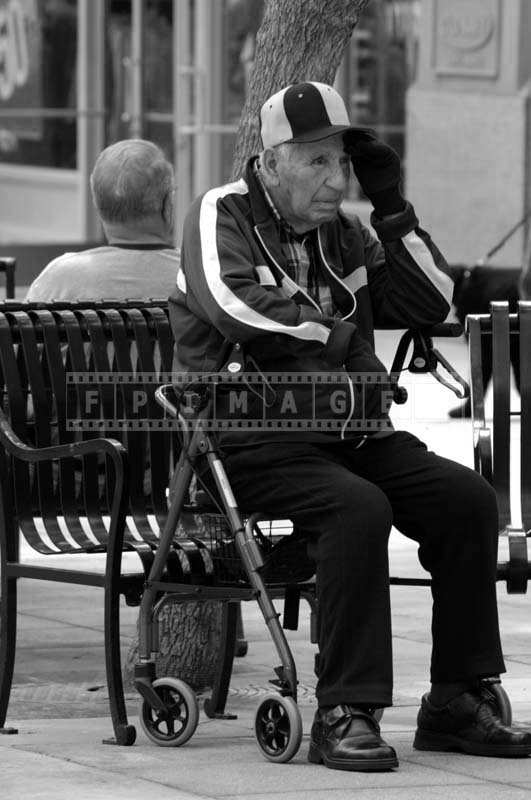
[169,82,531,772]
[26,139,179,302]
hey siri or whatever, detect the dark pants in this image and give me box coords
[452,264,521,396]
[223,431,505,708]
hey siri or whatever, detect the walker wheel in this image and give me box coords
[254,695,302,763]
[139,677,199,747]
[481,679,512,726]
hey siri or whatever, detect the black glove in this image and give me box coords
[344,132,406,218]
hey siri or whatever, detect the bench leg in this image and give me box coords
[235,602,248,657]
[103,578,136,746]
[0,571,18,735]
[203,601,238,720]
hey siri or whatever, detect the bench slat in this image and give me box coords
[39,310,94,547]
[519,302,531,532]
[126,308,172,528]
[491,303,511,529]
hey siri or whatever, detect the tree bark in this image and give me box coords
[231,0,373,178]
[124,601,224,693]
[124,0,371,695]
[124,512,227,693]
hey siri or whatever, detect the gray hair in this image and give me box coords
[258,143,295,170]
[258,143,302,189]
[90,139,174,225]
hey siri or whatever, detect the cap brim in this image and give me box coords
[288,124,375,144]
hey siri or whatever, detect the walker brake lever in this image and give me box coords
[428,348,469,399]
[391,329,468,400]
[406,332,469,399]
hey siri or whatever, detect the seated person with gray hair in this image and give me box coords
[26,139,179,302]
[170,81,531,773]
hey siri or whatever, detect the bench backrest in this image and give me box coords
[0,300,177,554]
[467,300,531,532]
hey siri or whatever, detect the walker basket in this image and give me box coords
[194,513,315,585]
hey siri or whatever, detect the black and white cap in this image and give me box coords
[260,81,370,149]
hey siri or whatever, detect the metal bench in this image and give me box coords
[468,300,531,594]
[0,301,471,750]
[0,300,178,745]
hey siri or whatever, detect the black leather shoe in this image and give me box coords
[414,691,531,757]
[308,704,398,771]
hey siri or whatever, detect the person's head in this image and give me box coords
[258,136,350,233]
[90,139,175,242]
[258,82,368,233]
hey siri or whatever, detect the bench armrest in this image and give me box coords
[421,322,463,338]
[0,407,129,557]
[0,407,127,465]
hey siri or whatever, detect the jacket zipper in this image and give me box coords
[254,223,357,438]
[316,228,357,435]
[340,375,356,440]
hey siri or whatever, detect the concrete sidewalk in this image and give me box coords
[2,565,531,800]
[1,332,530,799]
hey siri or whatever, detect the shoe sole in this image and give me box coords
[414,730,531,758]
[308,743,399,771]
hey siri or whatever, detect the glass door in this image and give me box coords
[106,0,174,148]
[106,0,191,236]
[103,0,263,239]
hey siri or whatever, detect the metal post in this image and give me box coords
[77,0,106,241]
[130,0,144,139]
[173,0,193,241]
[193,0,224,197]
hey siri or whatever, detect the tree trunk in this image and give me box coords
[124,601,223,693]
[124,0,372,695]
[231,0,373,178]
[124,512,227,693]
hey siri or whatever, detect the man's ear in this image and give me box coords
[161,187,175,232]
[261,148,281,186]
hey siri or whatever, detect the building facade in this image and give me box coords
[0,0,418,258]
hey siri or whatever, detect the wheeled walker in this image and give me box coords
[133,365,319,761]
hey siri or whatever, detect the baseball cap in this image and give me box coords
[260,81,373,149]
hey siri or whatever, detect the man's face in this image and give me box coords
[272,134,350,233]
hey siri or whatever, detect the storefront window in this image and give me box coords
[106,0,174,159]
[143,0,173,159]
[106,0,131,144]
[0,0,77,168]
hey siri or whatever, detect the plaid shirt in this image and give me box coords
[254,164,336,316]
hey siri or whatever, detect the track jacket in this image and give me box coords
[169,158,454,447]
